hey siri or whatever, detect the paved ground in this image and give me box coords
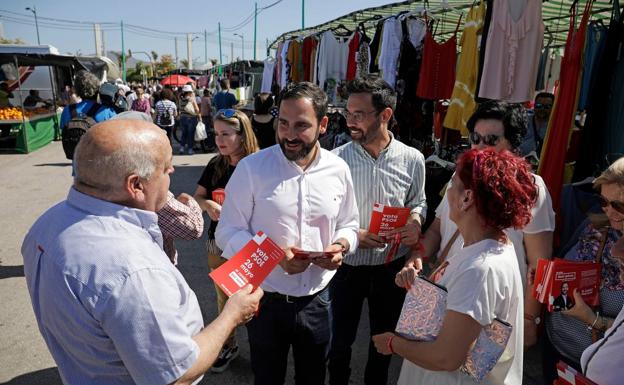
[0,141,545,385]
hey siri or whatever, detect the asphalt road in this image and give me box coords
[0,141,544,385]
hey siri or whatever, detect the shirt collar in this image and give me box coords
[274,141,323,173]
[353,131,396,160]
[67,188,162,243]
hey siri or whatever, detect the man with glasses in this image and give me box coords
[329,76,427,385]
[519,92,555,156]
[215,82,359,385]
[407,100,556,348]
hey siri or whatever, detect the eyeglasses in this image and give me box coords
[216,108,242,128]
[469,132,502,146]
[535,103,553,109]
[599,195,624,214]
[344,109,379,123]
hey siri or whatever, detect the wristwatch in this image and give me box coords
[524,313,541,325]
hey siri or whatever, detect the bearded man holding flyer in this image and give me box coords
[330,75,427,385]
[215,82,359,385]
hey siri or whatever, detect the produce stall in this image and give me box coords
[0,45,117,153]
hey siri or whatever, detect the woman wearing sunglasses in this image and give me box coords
[374,149,537,384]
[544,156,624,381]
[193,108,259,372]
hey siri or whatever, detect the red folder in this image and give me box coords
[209,231,285,296]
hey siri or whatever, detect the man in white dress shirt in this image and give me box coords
[216,82,359,385]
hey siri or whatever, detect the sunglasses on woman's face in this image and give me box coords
[599,195,624,214]
[469,132,502,146]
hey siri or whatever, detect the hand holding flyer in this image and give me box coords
[209,231,285,296]
[368,203,411,240]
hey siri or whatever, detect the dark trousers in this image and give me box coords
[202,115,216,150]
[246,287,332,385]
[179,115,197,150]
[328,256,406,385]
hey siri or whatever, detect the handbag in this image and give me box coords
[184,100,197,115]
[195,121,207,141]
[395,276,513,382]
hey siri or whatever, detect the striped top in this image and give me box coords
[155,99,177,127]
[333,135,427,266]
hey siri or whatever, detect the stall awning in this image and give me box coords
[270,0,614,49]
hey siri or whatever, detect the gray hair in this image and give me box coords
[74,132,161,194]
[74,70,101,99]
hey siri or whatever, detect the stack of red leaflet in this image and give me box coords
[368,203,411,239]
[212,188,226,205]
[532,258,601,312]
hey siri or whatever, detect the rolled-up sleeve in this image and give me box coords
[98,268,199,385]
[215,160,254,259]
[333,167,359,253]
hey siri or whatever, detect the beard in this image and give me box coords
[349,121,383,146]
[279,137,318,161]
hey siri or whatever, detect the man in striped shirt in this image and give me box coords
[329,76,427,385]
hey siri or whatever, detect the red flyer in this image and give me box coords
[368,203,411,238]
[292,248,334,260]
[532,258,601,312]
[209,231,285,297]
[556,361,598,385]
[212,188,226,205]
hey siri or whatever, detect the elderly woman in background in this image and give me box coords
[374,149,538,385]
[544,156,624,381]
[130,87,151,115]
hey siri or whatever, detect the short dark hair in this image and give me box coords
[161,88,174,101]
[220,78,230,90]
[254,93,274,115]
[346,75,396,111]
[279,82,327,124]
[466,101,527,150]
[535,92,555,102]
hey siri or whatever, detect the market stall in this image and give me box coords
[0,45,115,153]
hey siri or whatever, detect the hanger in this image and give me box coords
[545,26,555,46]
[570,0,579,14]
[331,23,352,37]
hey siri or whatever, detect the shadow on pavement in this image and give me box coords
[1,367,61,385]
[0,265,24,279]
[34,163,72,167]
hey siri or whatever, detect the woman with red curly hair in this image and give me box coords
[373,149,538,385]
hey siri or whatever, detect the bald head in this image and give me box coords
[74,120,172,208]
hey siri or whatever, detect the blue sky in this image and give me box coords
[1,0,391,64]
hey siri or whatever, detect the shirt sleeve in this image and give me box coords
[157,192,204,240]
[98,268,200,385]
[523,174,556,234]
[332,166,360,253]
[446,266,496,326]
[215,160,254,258]
[405,151,428,221]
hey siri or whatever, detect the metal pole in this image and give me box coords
[14,55,29,153]
[218,22,223,65]
[204,29,208,65]
[302,0,305,29]
[174,37,179,67]
[253,2,257,60]
[121,20,126,82]
[230,42,234,63]
[187,33,193,70]
[242,35,245,61]
[34,7,40,44]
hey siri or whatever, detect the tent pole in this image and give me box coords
[48,66,60,140]
[14,55,29,153]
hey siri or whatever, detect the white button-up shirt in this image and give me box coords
[216,144,359,297]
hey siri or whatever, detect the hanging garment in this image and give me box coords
[406,18,427,49]
[538,0,593,219]
[535,46,550,91]
[574,3,623,181]
[544,50,562,93]
[369,22,384,73]
[603,37,624,156]
[578,22,608,111]
[478,0,544,102]
[287,39,302,82]
[302,36,318,82]
[346,31,361,81]
[316,30,349,90]
[261,58,276,93]
[356,33,371,78]
[311,41,319,84]
[275,41,283,90]
[475,0,494,102]
[379,17,403,88]
[444,1,486,135]
[416,17,461,100]
[280,40,291,88]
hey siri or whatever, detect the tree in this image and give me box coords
[0,38,26,44]
[180,59,189,69]
[154,54,175,76]
[151,50,159,62]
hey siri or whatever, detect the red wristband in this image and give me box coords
[387,335,395,354]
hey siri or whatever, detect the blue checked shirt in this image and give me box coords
[333,135,427,266]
